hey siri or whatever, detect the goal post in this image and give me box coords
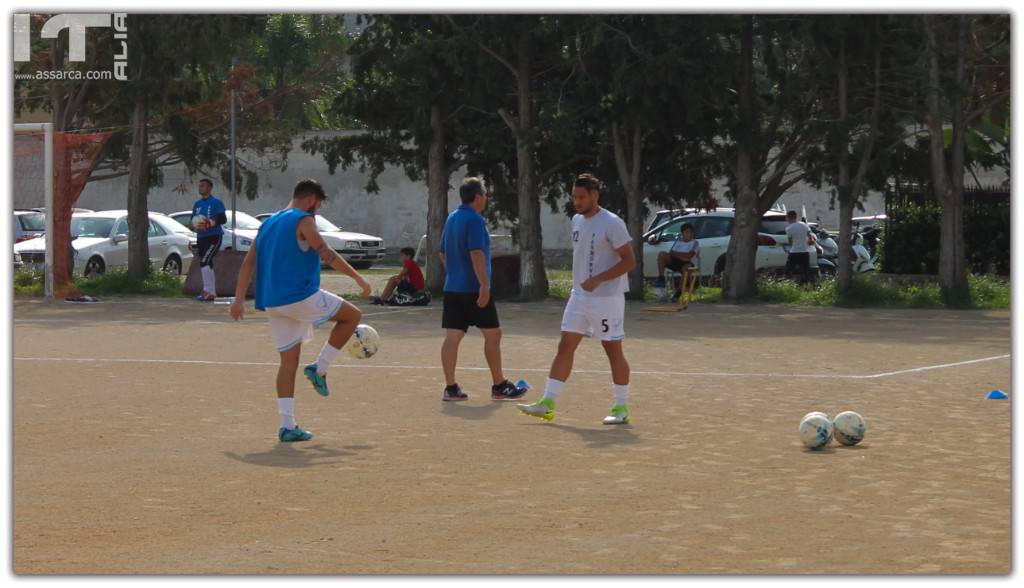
[13,122,54,300]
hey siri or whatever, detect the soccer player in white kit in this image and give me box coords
[518,173,637,424]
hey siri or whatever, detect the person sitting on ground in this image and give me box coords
[373,247,425,305]
[654,223,700,290]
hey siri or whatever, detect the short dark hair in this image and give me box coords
[786,210,797,219]
[400,247,415,258]
[199,178,213,187]
[294,178,326,200]
[460,176,486,204]
[573,173,601,193]
[681,223,694,233]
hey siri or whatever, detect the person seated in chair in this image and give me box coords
[654,223,700,291]
[373,247,425,305]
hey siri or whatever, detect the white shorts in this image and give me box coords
[266,289,344,352]
[560,292,626,341]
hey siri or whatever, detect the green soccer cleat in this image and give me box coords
[278,425,314,442]
[603,404,630,425]
[517,398,555,421]
[304,364,329,397]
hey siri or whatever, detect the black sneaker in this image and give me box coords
[491,379,527,400]
[443,384,468,401]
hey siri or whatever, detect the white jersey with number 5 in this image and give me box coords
[570,208,632,298]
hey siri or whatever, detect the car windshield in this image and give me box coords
[70,217,115,238]
[18,213,45,231]
[315,216,341,232]
[225,211,263,230]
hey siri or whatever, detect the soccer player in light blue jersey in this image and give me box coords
[230,179,372,442]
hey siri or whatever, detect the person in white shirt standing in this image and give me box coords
[518,173,637,425]
[785,210,815,285]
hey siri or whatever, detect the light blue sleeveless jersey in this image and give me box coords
[254,208,320,310]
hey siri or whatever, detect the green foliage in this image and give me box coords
[882,199,1009,276]
[74,269,183,298]
[751,274,1008,309]
[14,268,184,297]
[13,270,44,296]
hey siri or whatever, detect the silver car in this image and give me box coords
[14,210,195,276]
[255,213,385,269]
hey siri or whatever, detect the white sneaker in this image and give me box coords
[602,404,630,425]
[517,398,555,421]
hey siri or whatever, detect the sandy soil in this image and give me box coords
[12,294,1011,574]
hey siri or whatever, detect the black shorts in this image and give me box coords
[397,280,417,295]
[666,257,694,273]
[197,235,222,267]
[442,291,500,331]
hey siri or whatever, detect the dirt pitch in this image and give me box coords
[12,287,1011,574]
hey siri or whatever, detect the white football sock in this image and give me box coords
[613,383,630,406]
[200,266,215,293]
[542,378,565,402]
[316,343,341,376]
[278,397,296,430]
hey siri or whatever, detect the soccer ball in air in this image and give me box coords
[345,324,380,359]
[799,412,834,450]
[833,411,866,446]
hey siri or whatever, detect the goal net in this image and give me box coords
[14,124,111,299]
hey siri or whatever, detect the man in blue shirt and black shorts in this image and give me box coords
[439,176,527,402]
[191,178,227,301]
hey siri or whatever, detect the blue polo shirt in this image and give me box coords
[440,204,490,293]
[192,196,226,238]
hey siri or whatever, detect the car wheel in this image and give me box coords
[351,261,372,270]
[163,254,182,275]
[84,256,105,277]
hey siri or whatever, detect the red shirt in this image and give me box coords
[403,258,425,291]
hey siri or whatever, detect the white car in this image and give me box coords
[413,233,517,266]
[14,209,46,243]
[14,210,195,277]
[255,213,386,269]
[642,210,817,279]
[169,209,261,252]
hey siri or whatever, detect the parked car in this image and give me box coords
[642,210,816,279]
[169,209,261,252]
[255,212,386,269]
[14,210,46,243]
[646,204,784,233]
[14,210,194,276]
[413,233,517,267]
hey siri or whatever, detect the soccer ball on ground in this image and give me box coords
[799,412,834,450]
[833,411,866,446]
[346,324,379,359]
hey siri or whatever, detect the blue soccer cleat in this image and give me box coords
[304,364,329,397]
[278,425,313,442]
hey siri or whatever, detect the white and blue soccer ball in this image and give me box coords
[346,324,380,359]
[799,412,834,450]
[833,411,866,446]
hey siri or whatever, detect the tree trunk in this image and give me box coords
[126,98,151,277]
[425,103,448,293]
[612,121,645,300]
[836,36,854,290]
[514,34,548,300]
[723,152,760,300]
[722,16,759,301]
[925,15,969,296]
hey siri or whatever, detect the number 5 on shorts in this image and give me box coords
[602,319,609,333]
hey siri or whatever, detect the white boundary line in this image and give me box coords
[12,353,1010,380]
